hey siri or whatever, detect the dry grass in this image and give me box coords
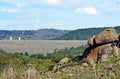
[0,60,120,79]
[0,65,39,79]
[0,40,87,54]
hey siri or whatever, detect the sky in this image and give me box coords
[0,0,120,30]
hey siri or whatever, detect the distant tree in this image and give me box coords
[24,52,29,57]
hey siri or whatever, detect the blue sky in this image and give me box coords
[0,0,120,30]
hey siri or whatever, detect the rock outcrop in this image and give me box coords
[77,28,120,67]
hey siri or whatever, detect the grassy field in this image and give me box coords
[0,41,120,79]
[0,57,120,79]
[0,40,87,54]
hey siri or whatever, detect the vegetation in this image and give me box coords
[30,45,87,62]
[0,26,120,40]
[55,26,120,40]
[0,29,69,40]
[0,45,120,79]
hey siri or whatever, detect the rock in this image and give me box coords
[53,57,70,72]
[71,28,120,69]
[87,35,96,46]
[118,34,120,41]
[87,28,119,46]
[86,43,119,66]
[58,57,70,65]
[95,28,118,45]
[82,63,88,67]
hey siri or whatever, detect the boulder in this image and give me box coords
[53,57,70,72]
[94,28,119,45]
[57,57,70,66]
[86,43,119,66]
[78,28,120,68]
[87,28,119,46]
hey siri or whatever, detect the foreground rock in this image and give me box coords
[75,28,120,68]
[88,28,119,47]
[53,57,70,72]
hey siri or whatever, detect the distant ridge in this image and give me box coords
[0,29,70,40]
[55,26,120,40]
[0,26,120,40]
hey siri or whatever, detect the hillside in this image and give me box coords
[0,29,69,40]
[0,26,120,40]
[55,26,120,40]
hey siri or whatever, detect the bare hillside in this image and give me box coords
[0,40,87,54]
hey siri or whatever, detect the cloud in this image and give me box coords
[74,7,98,15]
[0,8,21,13]
[43,0,61,6]
[15,2,28,7]
[34,19,44,23]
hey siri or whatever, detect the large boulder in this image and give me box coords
[88,28,119,46]
[95,28,119,45]
[86,43,119,67]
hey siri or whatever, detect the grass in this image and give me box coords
[0,57,120,79]
[0,41,119,79]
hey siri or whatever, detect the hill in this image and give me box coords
[55,26,120,40]
[0,29,69,40]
